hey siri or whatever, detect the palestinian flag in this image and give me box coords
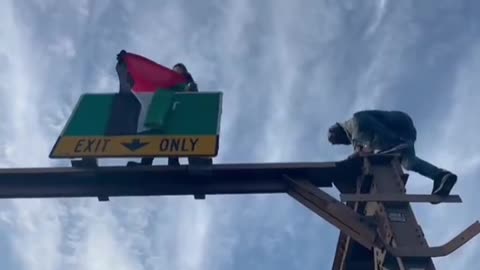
[115,50,187,132]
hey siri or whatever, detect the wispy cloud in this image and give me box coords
[418,39,480,269]
[365,0,387,37]
[0,0,52,167]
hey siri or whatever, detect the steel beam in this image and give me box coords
[0,161,351,199]
[340,193,462,203]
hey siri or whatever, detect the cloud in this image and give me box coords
[365,0,387,37]
[66,200,145,270]
[48,37,76,58]
[0,0,52,167]
[418,39,480,268]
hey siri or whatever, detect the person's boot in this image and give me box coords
[432,171,458,197]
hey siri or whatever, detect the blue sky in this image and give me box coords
[0,0,479,269]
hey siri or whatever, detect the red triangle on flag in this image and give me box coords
[120,51,187,93]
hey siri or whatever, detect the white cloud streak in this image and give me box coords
[419,40,480,269]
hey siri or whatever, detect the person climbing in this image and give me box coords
[327,110,457,198]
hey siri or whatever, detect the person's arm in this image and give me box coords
[183,72,198,92]
[186,81,198,92]
[342,115,374,151]
[115,50,133,94]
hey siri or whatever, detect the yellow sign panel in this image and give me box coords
[50,135,218,158]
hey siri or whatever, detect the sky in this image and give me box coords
[0,0,479,269]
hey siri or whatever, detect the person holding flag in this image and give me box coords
[114,50,212,167]
[172,63,198,92]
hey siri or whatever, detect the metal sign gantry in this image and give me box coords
[0,154,477,269]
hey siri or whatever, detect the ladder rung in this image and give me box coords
[340,193,462,203]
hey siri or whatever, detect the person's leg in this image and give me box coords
[399,146,457,196]
[141,157,154,165]
[127,157,154,166]
[168,157,180,166]
[105,93,141,136]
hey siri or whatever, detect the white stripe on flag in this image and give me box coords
[132,92,154,133]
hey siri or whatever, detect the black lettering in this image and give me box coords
[84,139,95,152]
[74,139,85,153]
[189,138,199,151]
[181,138,189,151]
[74,139,113,153]
[170,138,180,151]
[94,140,102,152]
[159,139,169,151]
[102,139,111,152]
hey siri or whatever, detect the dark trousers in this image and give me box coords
[396,144,448,182]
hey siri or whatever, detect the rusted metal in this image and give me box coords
[330,155,477,269]
[340,193,462,203]
[340,164,378,269]
[383,220,480,258]
[285,175,378,250]
[367,157,436,269]
[332,171,375,270]
[350,155,477,266]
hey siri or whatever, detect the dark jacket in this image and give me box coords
[339,110,417,151]
[183,72,198,92]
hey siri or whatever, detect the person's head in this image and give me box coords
[172,63,188,74]
[327,123,350,145]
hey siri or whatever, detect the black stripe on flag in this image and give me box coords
[105,93,141,136]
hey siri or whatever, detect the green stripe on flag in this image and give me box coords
[144,90,175,130]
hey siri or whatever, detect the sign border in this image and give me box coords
[49,135,219,159]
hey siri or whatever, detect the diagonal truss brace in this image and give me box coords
[284,175,378,250]
[284,175,480,258]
